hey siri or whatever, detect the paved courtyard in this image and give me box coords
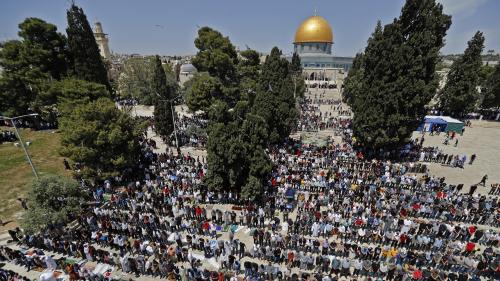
[413,120,500,194]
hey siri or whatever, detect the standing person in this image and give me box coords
[479,175,488,186]
[454,139,458,147]
[469,154,476,165]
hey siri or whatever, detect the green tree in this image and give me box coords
[205,122,247,191]
[290,52,306,99]
[238,49,261,103]
[253,47,297,143]
[205,115,271,198]
[351,0,451,150]
[478,64,495,87]
[18,18,68,80]
[439,31,485,117]
[59,97,143,179]
[343,52,365,106]
[191,27,278,197]
[185,73,223,112]
[21,176,87,234]
[33,78,110,124]
[152,55,175,139]
[0,18,68,116]
[66,4,110,90]
[192,27,238,85]
[117,57,154,104]
[241,176,263,201]
[117,56,177,105]
[37,78,110,109]
[481,63,500,108]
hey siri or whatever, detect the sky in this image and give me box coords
[1,0,499,57]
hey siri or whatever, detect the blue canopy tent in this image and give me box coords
[417,115,464,134]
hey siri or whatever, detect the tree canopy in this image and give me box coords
[0,18,68,116]
[117,56,177,105]
[346,0,451,151]
[186,73,223,112]
[21,176,87,234]
[252,47,298,143]
[59,97,143,179]
[189,27,289,200]
[152,55,175,139]
[342,52,364,105]
[192,27,238,85]
[439,31,485,117]
[481,63,500,108]
[66,4,110,91]
[37,78,110,110]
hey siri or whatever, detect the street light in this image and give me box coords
[155,93,179,149]
[0,113,39,179]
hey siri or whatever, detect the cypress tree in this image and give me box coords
[66,4,110,91]
[290,52,305,99]
[342,52,364,106]
[351,0,451,151]
[152,55,174,140]
[291,52,302,73]
[439,32,485,117]
[253,47,297,143]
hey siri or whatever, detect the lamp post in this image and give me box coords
[155,93,179,148]
[0,113,39,179]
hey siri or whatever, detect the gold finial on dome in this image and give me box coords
[294,15,333,43]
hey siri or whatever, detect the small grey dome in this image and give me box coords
[180,63,197,73]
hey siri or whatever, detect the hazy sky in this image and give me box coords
[1,0,499,56]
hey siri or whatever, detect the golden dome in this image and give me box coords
[294,15,333,43]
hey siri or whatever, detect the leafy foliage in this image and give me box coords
[17,18,69,80]
[190,27,287,199]
[342,52,364,105]
[481,63,500,108]
[36,78,110,112]
[192,27,239,85]
[253,47,297,143]
[186,73,223,112]
[237,49,261,102]
[348,0,451,150]
[59,98,143,179]
[117,56,177,105]
[439,32,485,116]
[290,52,306,99]
[0,18,68,116]
[21,176,87,234]
[66,4,110,91]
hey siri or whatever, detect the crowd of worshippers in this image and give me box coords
[174,116,208,148]
[3,95,500,280]
[418,147,477,168]
[0,246,58,273]
[0,130,17,144]
[0,267,30,281]
[3,128,498,281]
[297,103,350,132]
